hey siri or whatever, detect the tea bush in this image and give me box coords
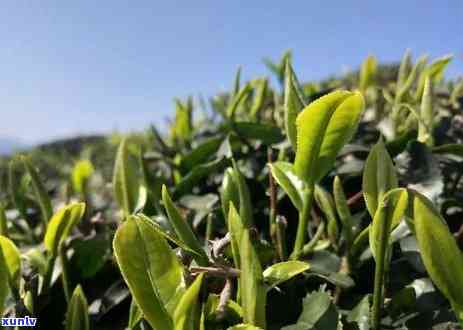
[1,51,463,329]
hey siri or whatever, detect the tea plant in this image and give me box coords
[0,50,463,329]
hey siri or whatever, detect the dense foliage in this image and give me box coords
[1,51,463,329]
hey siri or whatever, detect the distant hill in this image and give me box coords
[0,137,27,155]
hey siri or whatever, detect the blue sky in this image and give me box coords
[1,1,462,144]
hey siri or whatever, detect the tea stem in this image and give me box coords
[291,186,314,260]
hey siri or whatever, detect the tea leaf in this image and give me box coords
[432,143,463,158]
[71,160,94,195]
[415,54,452,99]
[44,203,86,258]
[179,137,223,174]
[268,161,304,211]
[294,91,364,184]
[314,185,339,243]
[173,273,204,330]
[413,191,463,316]
[347,295,370,330]
[240,229,266,328]
[250,78,268,118]
[233,122,284,145]
[113,215,185,329]
[162,185,209,266]
[359,55,377,92]
[113,138,140,216]
[363,138,398,218]
[417,77,434,146]
[228,204,245,269]
[284,61,306,150]
[227,83,252,119]
[0,250,8,316]
[221,168,240,220]
[128,299,143,329]
[66,285,90,330]
[0,235,21,288]
[263,261,310,288]
[228,325,263,330]
[333,176,353,245]
[21,155,53,225]
[0,204,7,236]
[232,160,254,227]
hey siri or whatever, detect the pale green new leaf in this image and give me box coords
[228,325,263,330]
[162,185,209,266]
[359,55,377,91]
[21,156,53,225]
[363,138,398,218]
[113,138,140,216]
[228,204,245,269]
[44,203,86,257]
[369,188,408,260]
[413,191,463,314]
[263,261,310,289]
[415,54,452,99]
[0,235,21,288]
[232,160,254,227]
[294,91,364,185]
[71,160,94,194]
[174,273,204,330]
[66,285,90,330]
[333,176,353,244]
[284,61,306,150]
[221,167,240,220]
[240,229,266,328]
[417,77,434,146]
[0,250,8,316]
[268,161,304,210]
[227,83,252,118]
[113,215,186,329]
[128,299,143,329]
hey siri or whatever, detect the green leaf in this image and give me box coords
[282,287,339,330]
[128,299,143,329]
[113,215,185,329]
[24,248,47,275]
[415,54,452,99]
[268,161,304,211]
[417,77,434,146]
[333,176,353,245]
[432,144,463,158]
[113,138,140,216]
[44,203,86,258]
[8,160,28,221]
[294,90,364,184]
[363,138,398,218]
[179,137,223,174]
[162,186,209,266]
[21,155,53,225]
[314,185,339,243]
[240,229,266,328]
[249,78,268,118]
[171,98,193,142]
[71,160,94,194]
[227,83,252,118]
[359,55,377,91]
[397,50,412,89]
[66,285,90,330]
[72,234,109,278]
[413,191,463,316]
[369,188,408,260]
[0,249,8,316]
[284,61,306,150]
[0,235,21,288]
[263,261,310,288]
[232,160,254,227]
[173,273,204,330]
[396,55,428,102]
[228,325,263,330]
[232,122,284,145]
[221,167,240,220]
[0,204,7,236]
[346,295,370,330]
[228,204,245,269]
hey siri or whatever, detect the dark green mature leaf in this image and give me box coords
[233,122,284,145]
[263,261,309,288]
[240,229,266,328]
[413,191,463,319]
[162,185,209,266]
[72,234,109,278]
[294,90,364,184]
[347,295,371,330]
[179,137,223,174]
[113,215,186,329]
[284,61,306,150]
[66,285,90,330]
[282,287,339,330]
[228,325,263,330]
[174,273,204,330]
[0,205,7,236]
[44,203,86,258]
[432,144,463,158]
[0,235,20,288]
[113,138,140,216]
[268,161,304,210]
[363,138,398,218]
[174,157,229,196]
[21,155,53,225]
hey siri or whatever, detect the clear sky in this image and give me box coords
[1,1,462,144]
